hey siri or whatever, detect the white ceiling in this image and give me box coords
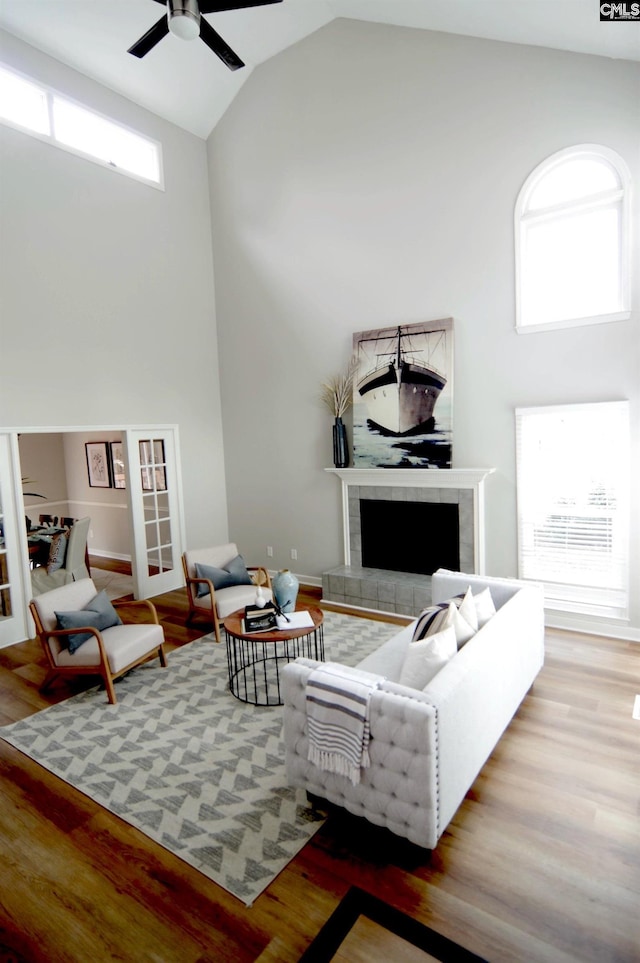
[0,0,638,138]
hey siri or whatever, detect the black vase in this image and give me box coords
[332,416,349,468]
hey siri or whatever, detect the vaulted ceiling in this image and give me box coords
[0,0,638,138]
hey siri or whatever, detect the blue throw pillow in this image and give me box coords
[55,590,123,654]
[194,555,253,598]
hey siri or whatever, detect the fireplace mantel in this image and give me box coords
[325,468,494,489]
[326,467,495,575]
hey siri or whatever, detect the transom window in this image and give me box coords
[0,63,163,189]
[515,145,630,332]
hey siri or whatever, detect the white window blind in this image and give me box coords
[516,402,629,618]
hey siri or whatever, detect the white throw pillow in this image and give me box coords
[441,598,476,648]
[457,586,479,634]
[474,587,496,627]
[399,626,457,690]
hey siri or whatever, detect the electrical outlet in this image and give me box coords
[266,546,273,557]
[290,548,297,560]
[633,694,640,721]
[89,529,94,539]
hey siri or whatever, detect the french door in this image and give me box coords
[124,428,185,599]
[0,435,30,647]
[0,425,185,647]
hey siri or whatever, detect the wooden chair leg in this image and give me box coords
[158,645,167,667]
[212,614,221,643]
[103,673,117,704]
[40,670,60,693]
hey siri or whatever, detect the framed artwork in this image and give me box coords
[85,442,111,488]
[352,318,454,469]
[140,439,167,492]
[110,441,126,489]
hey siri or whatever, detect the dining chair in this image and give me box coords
[31,516,91,596]
[39,514,59,527]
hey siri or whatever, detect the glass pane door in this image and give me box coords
[125,429,184,599]
[0,434,30,648]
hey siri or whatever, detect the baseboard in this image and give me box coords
[91,550,132,563]
[545,610,640,642]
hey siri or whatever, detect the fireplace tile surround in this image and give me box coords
[322,468,494,617]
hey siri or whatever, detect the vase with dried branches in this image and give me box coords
[320,358,358,468]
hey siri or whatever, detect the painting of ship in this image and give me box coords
[352,318,453,469]
[356,322,450,435]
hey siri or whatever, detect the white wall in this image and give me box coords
[0,30,229,551]
[207,20,640,633]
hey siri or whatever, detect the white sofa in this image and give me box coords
[282,569,544,849]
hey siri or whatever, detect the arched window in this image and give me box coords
[515,145,631,332]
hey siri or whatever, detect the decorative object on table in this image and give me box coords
[352,318,454,469]
[85,442,112,488]
[320,357,358,469]
[254,583,267,608]
[242,604,277,633]
[272,569,299,613]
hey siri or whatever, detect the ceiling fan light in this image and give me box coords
[169,12,200,41]
[168,0,200,41]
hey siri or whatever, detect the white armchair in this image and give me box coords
[182,543,272,642]
[30,578,167,704]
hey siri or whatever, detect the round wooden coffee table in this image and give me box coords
[223,606,325,706]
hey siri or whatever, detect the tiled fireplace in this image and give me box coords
[322,468,494,617]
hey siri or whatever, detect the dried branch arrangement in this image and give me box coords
[320,357,358,418]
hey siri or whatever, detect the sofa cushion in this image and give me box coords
[413,591,477,649]
[194,555,253,597]
[474,587,497,627]
[399,626,457,690]
[55,590,123,654]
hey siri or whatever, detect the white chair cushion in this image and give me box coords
[55,622,164,673]
[209,584,273,620]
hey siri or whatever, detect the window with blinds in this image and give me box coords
[516,402,629,618]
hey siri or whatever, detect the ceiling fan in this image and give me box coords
[128,0,283,71]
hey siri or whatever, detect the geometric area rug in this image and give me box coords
[1,612,399,906]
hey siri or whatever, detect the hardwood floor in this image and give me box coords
[0,572,638,962]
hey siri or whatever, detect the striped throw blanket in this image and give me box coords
[306,662,384,786]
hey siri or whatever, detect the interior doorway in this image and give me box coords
[0,424,185,648]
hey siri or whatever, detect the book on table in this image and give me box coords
[242,605,277,633]
[275,610,315,630]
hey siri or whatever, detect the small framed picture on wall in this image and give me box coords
[86,442,111,488]
[110,441,126,489]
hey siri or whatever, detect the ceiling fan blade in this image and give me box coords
[199,1,283,13]
[128,16,170,58]
[199,17,245,70]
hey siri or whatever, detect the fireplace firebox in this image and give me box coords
[360,499,460,575]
